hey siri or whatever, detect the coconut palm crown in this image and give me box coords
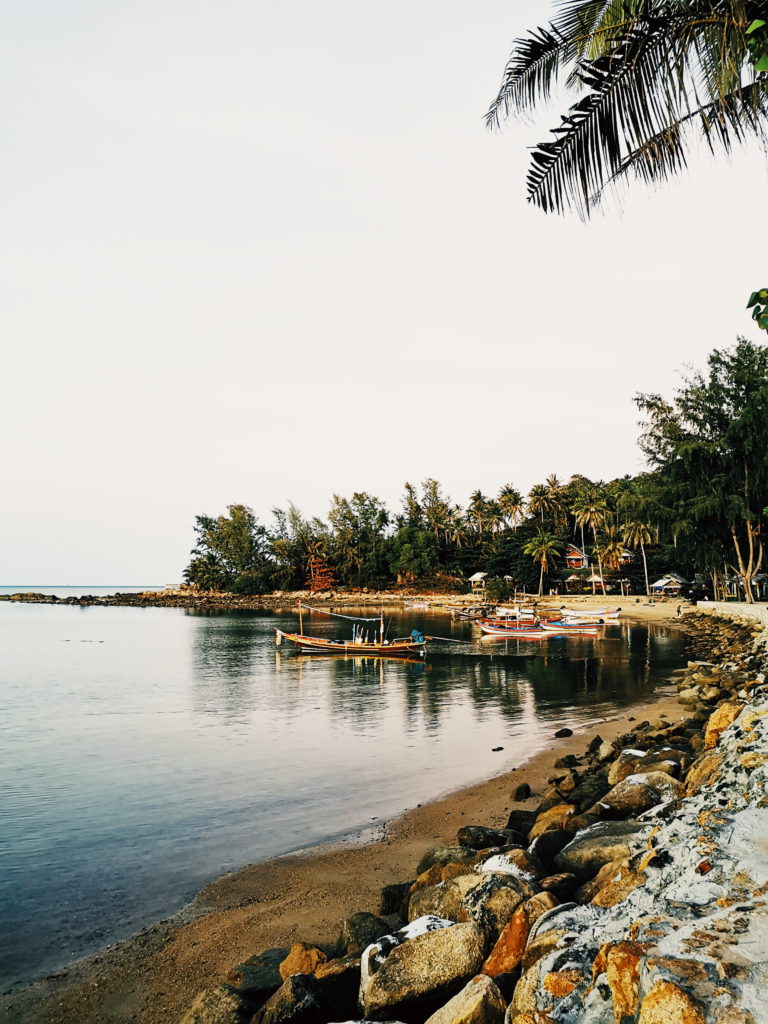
[486,0,768,216]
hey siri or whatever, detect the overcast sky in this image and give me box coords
[2,0,766,584]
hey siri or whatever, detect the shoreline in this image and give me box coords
[0,648,686,1024]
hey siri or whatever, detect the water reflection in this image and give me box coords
[0,603,685,989]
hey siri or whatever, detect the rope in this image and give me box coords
[299,604,381,622]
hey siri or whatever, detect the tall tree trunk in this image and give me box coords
[640,541,649,597]
[538,562,544,597]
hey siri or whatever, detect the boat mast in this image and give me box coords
[299,602,303,635]
[380,608,384,644]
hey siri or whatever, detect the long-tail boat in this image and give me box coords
[275,605,427,657]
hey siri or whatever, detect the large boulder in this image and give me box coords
[458,873,535,941]
[227,948,289,1004]
[457,826,523,850]
[279,943,327,981]
[338,912,393,956]
[554,821,652,880]
[422,974,506,1024]
[360,920,487,1020]
[416,847,475,876]
[254,974,324,1024]
[482,892,558,977]
[589,772,684,819]
[527,804,577,840]
[407,874,484,923]
[704,702,743,748]
[180,984,251,1024]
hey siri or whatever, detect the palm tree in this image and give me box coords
[485,500,505,534]
[623,519,653,596]
[468,490,490,535]
[527,483,550,524]
[523,530,564,597]
[498,483,524,530]
[573,496,608,595]
[486,1,768,216]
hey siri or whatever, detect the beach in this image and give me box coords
[0,602,687,1024]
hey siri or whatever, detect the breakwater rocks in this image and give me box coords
[180,612,768,1024]
[0,589,449,611]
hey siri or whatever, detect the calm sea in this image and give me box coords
[0,600,684,989]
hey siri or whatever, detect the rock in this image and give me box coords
[587,735,604,753]
[528,804,577,840]
[227,948,289,1003]
[180,984,251,1024]
[417,847,475,876]
[476,849,544,880]
[597,740,618,762]
[554,821,651,880]
[458,873,535,941]
[381,882,412,916]
[684,750,725,795]
[512,783,531,801]
[677,688,701,707]
[538,873,577,901]
[254,974,324,1024]
[554,754,579,768]
[575,857,632,903]
[338,912,393,956]
[595,941,653,1023]
[482,893,558,976]
[591,869,646,907]
[313,953,362,1019]
[704,702,743,748]
[279,943,327,981]
[423,974,506,1024]
[407,874,484,923]
[505,810,535,834]
[590,771,684,819]
[527,828,572,866]
[568,773,611,811]
[554,727,573,738]
[458,827,517,851]
[636,979,705,1023]
[360,921,486,1020]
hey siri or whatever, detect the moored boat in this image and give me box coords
[539,620,598,635]
[276,629,427,657]
[275,604,427,657]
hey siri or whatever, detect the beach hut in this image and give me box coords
[468,572,488,595]
[651,576,683,595]
[565,544,589,569]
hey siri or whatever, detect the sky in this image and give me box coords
[1,0,766,584]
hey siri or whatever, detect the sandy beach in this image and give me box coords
[0,602,686,1024]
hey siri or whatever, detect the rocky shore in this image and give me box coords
[174,610,768,1024]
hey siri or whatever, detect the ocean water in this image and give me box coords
[0,602,685,988]
[0,585,166,599]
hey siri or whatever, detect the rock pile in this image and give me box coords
[181,614,768,1024]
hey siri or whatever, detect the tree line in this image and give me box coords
[184,339,768,602]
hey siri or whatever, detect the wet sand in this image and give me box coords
[0,604,685,1024]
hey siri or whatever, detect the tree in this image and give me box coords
[498,483,524,530]
[623,519,653,595]
[637,338,768,602]
[327,492,390,588]
[572,494,609,594]
[487,1,768,216]
[523,530,564,596]
[184,504,270,594]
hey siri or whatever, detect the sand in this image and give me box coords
[0,603,686,1024]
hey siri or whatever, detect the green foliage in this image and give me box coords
[487,1,768,216]
[184,504,270,594]
[747,288,768,331]
[388,525,439,584]
[636,338,768,601]
[746,17,768,71]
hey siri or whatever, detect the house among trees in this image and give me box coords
[468,571,488,594]
[565,544,589,569]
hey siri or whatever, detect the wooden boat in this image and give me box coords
[275,604,427,657]
[540,620,598,635]
[477,619,552,638]
[559,607,621,623]
[276,630,426,657]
